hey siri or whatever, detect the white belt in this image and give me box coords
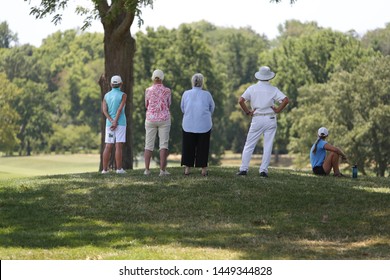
[252,113,275,117]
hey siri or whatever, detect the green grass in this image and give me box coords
[0,167,389,260]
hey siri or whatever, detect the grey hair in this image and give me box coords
[191,73,204,88]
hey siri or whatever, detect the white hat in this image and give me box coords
[152,69,164,81]
[255,66,276,81]
[111,75,122,85]
[318,127,329,137]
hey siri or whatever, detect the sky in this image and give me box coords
[1,0,390,47]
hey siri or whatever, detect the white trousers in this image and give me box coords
[239,116,277,174]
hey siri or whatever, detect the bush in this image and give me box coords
[49,124,99,153]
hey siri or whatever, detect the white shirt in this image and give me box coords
[241,81,286,114]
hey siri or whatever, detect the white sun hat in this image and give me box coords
[255,66,276,81]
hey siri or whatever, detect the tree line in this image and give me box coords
[0,20,389,176]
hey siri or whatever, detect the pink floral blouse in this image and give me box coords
[145,84,171,122]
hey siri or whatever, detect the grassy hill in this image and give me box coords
[0,152,295,180]
[0,166,389,260]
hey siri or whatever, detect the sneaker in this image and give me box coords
[144,169,151,176]
[236,170,247,176]
[260,172,268,178]
[116,168,126,174]
[159,170,170,176]
[101,170,109,174]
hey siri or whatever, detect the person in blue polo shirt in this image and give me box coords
[310,127,347,177]
[101,75,127,174]
[180,73,215,176]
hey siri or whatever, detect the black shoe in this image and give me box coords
[236,170,247,176]
[260,172,268,178]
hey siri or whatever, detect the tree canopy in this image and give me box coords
[0,21,18,48]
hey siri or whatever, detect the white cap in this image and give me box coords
[111,75,122,85]
[318,127,329,137]
[152,69,164,81]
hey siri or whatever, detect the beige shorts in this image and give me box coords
[145,119,171,151]
[105,125,126,144]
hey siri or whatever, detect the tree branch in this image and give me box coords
[27,0,69,24]
[116,12,135,37]
[108,0,136,38]
[94,0,110,23]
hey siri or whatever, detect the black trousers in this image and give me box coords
[181,129,211,168]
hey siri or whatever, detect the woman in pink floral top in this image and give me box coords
[144,69,172,176]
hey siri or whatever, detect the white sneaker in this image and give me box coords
[116,168,126,174]
[101,170,109,174]
[144,169,151,176]
[159,170,170,176]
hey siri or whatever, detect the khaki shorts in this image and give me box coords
[145,119,171,151]
[105,125,126,144]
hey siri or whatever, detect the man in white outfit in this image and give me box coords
[237,66,289,177]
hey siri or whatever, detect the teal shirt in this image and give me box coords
[104,88,126,127]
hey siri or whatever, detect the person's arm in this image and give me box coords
[111,94,127,129]
[145,90,149,110]
[238,97,253,116]
[324,143,347,160]
[167,89,172,109]
[180,93,186,113]
[271,97,289,114]
[209,93,215,113]
[102,98,113,123]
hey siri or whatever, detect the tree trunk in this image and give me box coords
[18,123,24,156]
[99,23,135,171]
[274,149,279,164]
[99,75,108,171]
[27,139,31,156]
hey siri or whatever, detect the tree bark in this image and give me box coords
[99,74,108,171]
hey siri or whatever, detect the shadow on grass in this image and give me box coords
[0,168,389,259]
